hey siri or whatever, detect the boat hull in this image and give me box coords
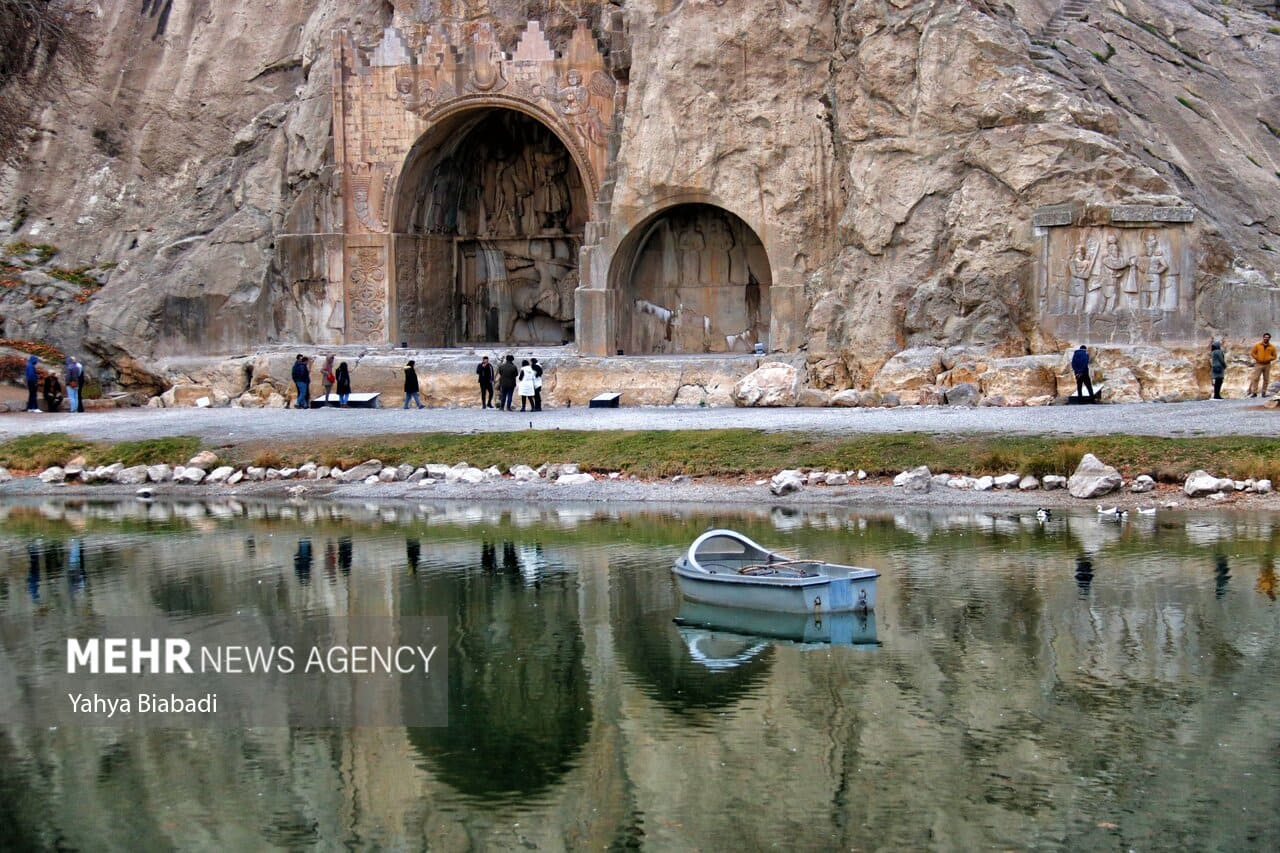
[672,558,877,614]
[676,601,879,645]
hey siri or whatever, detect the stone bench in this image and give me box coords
[312,392,381,409]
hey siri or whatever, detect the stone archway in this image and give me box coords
[610,204,773,354]
[394,107,590,346]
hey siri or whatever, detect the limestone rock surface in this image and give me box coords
[732,363,801,408]
[0,0,1277,402]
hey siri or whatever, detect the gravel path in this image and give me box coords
[0,398,1273,444]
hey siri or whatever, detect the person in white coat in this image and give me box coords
[517,359,537,412]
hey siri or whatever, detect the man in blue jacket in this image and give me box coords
[291,354,311,409]
[1071,345,1094,402]
[25,355,40,412]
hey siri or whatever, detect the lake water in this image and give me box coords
[1,498,1279,850]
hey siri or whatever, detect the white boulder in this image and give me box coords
[1068,454,1122,499]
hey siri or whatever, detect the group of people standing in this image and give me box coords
[23,354,86,413]
[291,353,548,410]
[1071,333,1277,402]
[476,354,544,412]
[292,354,351,408]
[1206,333,1276,400]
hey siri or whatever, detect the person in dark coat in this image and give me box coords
[1071,345,1094,402]
[476,356,495,408]
[42,373,64,412]
[403,360,425,409]
[291,354,311,409]
[336,362,352,406]
[531,357,544,412]
[1210,339,1227,399]
[24,355,40,412]
[496,354,519,412]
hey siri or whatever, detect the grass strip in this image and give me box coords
[5,431,1280,483]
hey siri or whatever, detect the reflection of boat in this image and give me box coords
[672,529,879,613]
[677,628,772,671]
[675,601,879,646]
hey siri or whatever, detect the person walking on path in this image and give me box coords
[65,356,83,413]
[497,354,519,411]
[24,355,39,412]
[1071,345,1095,402]
[291,354,311,409]
[403,360,425,409]
[321,355,336,404]
[517,359,536,412]
[335,362,351,406]
[1210,340,1227,400]
[531,357,544,411]
[1247,332,1276,397]
[476,356,495,409]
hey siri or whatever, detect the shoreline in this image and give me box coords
[4,474,1275,513]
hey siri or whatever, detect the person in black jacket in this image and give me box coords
[530,357,544,411]
[1071,345,1094,402]
[291,354,311,409]
[496,354,519,411]
[476,356,495,408]
[336,362,352,406]
[403,360,425,409]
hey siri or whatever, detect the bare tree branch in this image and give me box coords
[0,0,95,165]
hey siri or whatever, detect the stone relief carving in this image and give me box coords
[458,238,577,344]
[347,247,387,341]
[626,209,771,355]
[1044,229,1187,316]
[1039,222,1194,343]
[421,111,583,241]
[349,165,390,233]
[395,246,422,340]
[541,69,613,145]
[466,25,507,93]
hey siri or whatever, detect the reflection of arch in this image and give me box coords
[609,556,774,717]
[404,551,591,802]
[607,202,773,355]
[390,104,590,348]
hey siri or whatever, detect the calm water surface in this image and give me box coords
[2,499,1279,851]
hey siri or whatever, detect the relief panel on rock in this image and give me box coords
[620,205,772,355]
[1039,225,1193,343]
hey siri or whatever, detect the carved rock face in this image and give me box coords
[0,0,1277,396]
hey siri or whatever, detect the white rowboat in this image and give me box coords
[672,529,879,614]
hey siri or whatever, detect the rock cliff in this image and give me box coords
[0,0,1276,396]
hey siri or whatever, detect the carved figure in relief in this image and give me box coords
[702,216,735,284]
[532,138,570,231]
[351,170,389,233]
[1136,233,1168,310]
[678,226,704,286]
[547,69,589,116]
[1099,235,1132,313]
[545,69,613,146]
[1067,240,1098,314]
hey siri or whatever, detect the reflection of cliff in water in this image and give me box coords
[609,556,773,717]
[404,542,590,803]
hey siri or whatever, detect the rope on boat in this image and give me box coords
[737,560,822,577]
